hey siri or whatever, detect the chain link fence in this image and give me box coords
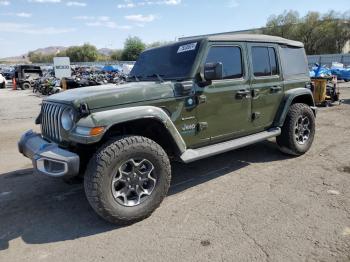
[307,54,350,68]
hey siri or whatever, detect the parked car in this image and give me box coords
[18,34,316,224]
[0,73,6,89]
[2,69,14,80]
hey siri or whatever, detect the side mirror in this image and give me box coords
[204,62,223,81]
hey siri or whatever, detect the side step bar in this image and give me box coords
[180,127,281,163]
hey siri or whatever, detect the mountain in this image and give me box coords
[0,55,29,63]
[0,46,116,62]
[0,46,67,62]
[28,46,114,56]
[29,46,67,55]
[98,48,116,56]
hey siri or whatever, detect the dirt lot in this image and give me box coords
[0,84,350,262]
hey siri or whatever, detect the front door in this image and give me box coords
[195,43,252,146]
[247,44,284,130]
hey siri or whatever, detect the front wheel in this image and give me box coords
[276,103,315,156]
[84,136,171,224]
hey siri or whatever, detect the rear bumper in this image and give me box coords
[18,130,80,178]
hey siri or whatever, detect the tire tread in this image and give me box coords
[84,136,171,224]
[277,103,315,156]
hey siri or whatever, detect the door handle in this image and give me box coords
[270,86,282,93]
[236,90,250,99]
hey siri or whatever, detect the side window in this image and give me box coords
[205,46,243,79]
[279,46,308,79]
[252,47,279,77]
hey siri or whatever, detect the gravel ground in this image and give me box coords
[0,84,350,262]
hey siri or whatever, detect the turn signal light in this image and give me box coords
[89,127,105,136]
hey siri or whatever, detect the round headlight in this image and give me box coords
[61,108,75,131]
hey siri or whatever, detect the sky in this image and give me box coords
[0,0,349,58]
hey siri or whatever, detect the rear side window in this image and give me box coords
[205,46,243,79]
[279,46,309,79]
[252,47,279,77]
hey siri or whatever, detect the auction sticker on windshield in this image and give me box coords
[177,42,197,53]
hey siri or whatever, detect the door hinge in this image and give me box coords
[252,112,261,120]
[197,122,208,131]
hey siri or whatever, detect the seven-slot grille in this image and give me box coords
[41,102,65,142]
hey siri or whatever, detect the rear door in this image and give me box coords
[248,44,284,130]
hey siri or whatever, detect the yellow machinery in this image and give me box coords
[311,76,340,106]
[312,78,327,105]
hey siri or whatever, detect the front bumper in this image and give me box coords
[18,130,80,178]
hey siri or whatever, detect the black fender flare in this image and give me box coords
[274,88,317,127]
[70,106,187,154]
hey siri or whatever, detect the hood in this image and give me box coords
[45,81,175,109]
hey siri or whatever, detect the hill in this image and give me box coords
[0,46,115,63]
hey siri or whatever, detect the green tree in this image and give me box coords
[265,10,299,38]
[28,52,54,63]
[65,43,99,62]
[28,51,40,63]
[296,12,322,55]
[110,49,123,61]
[121,36,146,61]
[147,41,173,49]
[96,54,110,62]
[321,11,350,53]
[56,50,67,57]
[263,10,350,55]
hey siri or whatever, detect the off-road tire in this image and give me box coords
[21,82,31,90]
[276,103,315,156]
[84,136,171,224]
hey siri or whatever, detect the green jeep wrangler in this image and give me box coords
[19,34,316,224]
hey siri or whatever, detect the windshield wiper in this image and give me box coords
[147,74,165,83]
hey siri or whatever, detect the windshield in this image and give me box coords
[130,40,202,81]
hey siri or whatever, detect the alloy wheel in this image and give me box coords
[294,115,311,145]
[111,158,157,207]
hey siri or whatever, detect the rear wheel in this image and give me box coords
[276,103,315,156]
[21,82,31,90]
[0,82,5,89]
[84,136,171,224]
